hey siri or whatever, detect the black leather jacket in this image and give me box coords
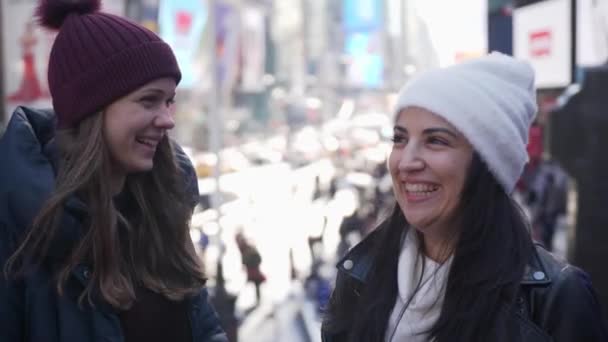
[322,226,608,342]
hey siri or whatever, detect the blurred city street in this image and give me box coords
[237,283,315,342]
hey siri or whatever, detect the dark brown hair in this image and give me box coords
[5,112,205,309]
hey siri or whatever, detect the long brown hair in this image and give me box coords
[5,112,206,309]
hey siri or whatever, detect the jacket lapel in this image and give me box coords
[521,245,552,286]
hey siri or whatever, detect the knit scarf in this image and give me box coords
[385,230,453,342]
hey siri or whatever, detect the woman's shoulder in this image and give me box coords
[532,245,596,302]
[335,222,391,283]
[190,287,229,341]
[0,107,57,233]
[533,245,587,288]
[529,245,608,340]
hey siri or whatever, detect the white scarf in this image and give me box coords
[385,230,453,342]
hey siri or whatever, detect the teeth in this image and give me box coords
[405,183,438,193]
[137,138,155,147]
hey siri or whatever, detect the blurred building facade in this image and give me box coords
[1,0,490,137]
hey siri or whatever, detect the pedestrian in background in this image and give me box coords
[518,122,569,251]
[0,1,226,341]
[235,232,266,306]
[322,52,608,342]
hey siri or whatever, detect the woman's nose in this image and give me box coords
[398,144,425,172]
[154,110,175,130]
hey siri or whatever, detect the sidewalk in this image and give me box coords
[299,297,322,342]
[238,283,311,342]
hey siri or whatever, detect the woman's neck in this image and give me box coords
[419,228,456,263]
[110,172,126,196]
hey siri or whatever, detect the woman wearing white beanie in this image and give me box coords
[322,52,608,342]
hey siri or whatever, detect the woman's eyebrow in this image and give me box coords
[423,127,458,138]
[138,88,168,96]
[394,125,407,133]
[393,126,458,138]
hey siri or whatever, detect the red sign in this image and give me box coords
[529,29,552,57]
[176,11,193,35]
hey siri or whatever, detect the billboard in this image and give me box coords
[344,32,383,88]
[158,0,208,89]
[342,0,383,32]
[513,0,572,88]
[342,0,384,89]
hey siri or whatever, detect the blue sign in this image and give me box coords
[345,32,383,88]
[343,0,383,32]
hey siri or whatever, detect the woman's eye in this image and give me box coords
[428,137,448,146]
[391,136,407,144]
[166,97,176,106]
[139,97,158,106]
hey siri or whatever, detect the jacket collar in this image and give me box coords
[337,228,552,286]
[1,106,89,261]
[520,244,552,285]
[1,106,57,234]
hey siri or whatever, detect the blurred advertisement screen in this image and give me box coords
[158,0,208,89]
[344,32,383,89]
[513,0,572,88]
[343,0,382,32]
[342,0,384,89]
[1,0,123,119]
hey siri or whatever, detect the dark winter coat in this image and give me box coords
[0,107,227,342]
[321,223,608,342]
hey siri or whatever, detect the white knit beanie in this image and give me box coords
[394,52,538,193]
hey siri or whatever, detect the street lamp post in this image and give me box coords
[207,0,223,219]
[206,1,239,340]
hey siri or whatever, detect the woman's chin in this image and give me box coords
[123,159,154,174]
[403,211,435,231]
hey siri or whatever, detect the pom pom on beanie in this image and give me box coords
[36,0,101,29]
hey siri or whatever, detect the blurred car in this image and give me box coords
[287,125,327,166]
[240,140,284,165]
[193,148,252,178]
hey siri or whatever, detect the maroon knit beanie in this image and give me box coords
[36,0,182,128]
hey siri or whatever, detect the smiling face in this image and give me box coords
[389,107,473,234]
[103,77,177,175]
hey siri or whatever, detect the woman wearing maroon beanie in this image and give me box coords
[0,1,227,341]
